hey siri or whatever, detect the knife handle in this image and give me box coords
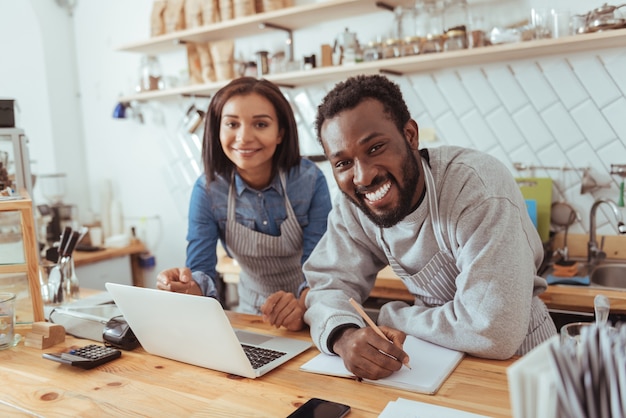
[59,226,72,257]
[64,230,81,258]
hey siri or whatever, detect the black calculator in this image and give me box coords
[43,344,122,369]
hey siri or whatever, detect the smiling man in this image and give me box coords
[303,75,556,381]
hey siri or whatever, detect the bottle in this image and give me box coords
[394,5,417,39]
[422,0,444,39]
[363,40,383,62]
[443,0,469,49]
[137,56,164,92]
[109,199,124,236]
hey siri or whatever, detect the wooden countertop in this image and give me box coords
[217,253,626,315]
[373,266,626,315]
[3,311,514,417]
[73,240,146,267]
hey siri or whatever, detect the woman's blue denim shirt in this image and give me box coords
[186,158,332,297]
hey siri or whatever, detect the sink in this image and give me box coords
[590,264,626,289]
[541,259,626,290]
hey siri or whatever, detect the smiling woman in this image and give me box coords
[156,77,332,332]
[218,93,283,190]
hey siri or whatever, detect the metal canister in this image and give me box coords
[422,33,443,54]
[255,51,270,77]
[443,29,467,51]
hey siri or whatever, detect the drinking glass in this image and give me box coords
[0,292,17,350]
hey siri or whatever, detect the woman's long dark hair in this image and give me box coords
[202,77,301,184]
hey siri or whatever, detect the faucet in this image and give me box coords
[588,198,626,265]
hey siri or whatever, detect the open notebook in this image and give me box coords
[105,283,311,378]
[300,335,464,394]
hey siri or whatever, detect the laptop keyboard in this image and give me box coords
[242,344,286,369]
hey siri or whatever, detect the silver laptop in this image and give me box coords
[105,283,311,378]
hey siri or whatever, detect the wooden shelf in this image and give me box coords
[0,192,44,322]
[116,0,400,55]
[118,28,626,103]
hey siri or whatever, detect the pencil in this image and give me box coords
[348,297,411,370]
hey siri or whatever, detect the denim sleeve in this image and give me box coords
[297,280,309,298]
[192,271,218,298]
[301,167,332,265]
[186,178,219,291]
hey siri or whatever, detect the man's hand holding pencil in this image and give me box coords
[330,298,411,380]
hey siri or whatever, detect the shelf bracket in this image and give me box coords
[182,93,212,99]
[379,68,403,76]
[375,2,395,12]
[259,22,294,62]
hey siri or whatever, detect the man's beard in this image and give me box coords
[344,147,420,228]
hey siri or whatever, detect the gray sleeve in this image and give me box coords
[303,198,387,355]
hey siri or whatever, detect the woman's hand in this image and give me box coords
[260,289,308,331]
[156,267,202,296]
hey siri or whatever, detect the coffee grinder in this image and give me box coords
[38,173,78,248]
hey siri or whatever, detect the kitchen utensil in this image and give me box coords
[181,104,205,135]
[48,264,63,305]
[581,169,611,194]
[516,178,553,243]
[551,201,579,260]
[578,3,626,33]
[255,50,270,77]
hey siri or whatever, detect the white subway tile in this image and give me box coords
[395,77,427,118]
[457,68,500,115]
[569,99,617,150]
[435,111,474,148]
[512,104,555,152]
[511,61,557,112]
[460,109,497,152]
[407,74,450,118]
[602,97,626,143]
[541,102,585,150]
[433,70,474,117]
[483,65,528,113]
[565,142,611,187]
[600,48,626,97]
[568,54,621,108]
[485,107,525,153]
[539,58,587,110]
[595,138,626,178]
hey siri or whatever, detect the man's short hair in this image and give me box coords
[314,75,411,145]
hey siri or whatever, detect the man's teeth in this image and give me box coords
[365,182,391,202]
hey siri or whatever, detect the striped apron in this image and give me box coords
[225,171,304,314]
[379,159,554,355]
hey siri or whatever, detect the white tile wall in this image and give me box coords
[169,46,626,241]
[292,46,626,238]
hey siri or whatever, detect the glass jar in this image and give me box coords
[443,0,469,34]
[443,29,467,51]
[137,55,164,92]
[422,33,443,54]
[393,5,417,39]
[382,38,402,60]
[420,0,444,38]
[402,36,422,56]
[363,40,383,62]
